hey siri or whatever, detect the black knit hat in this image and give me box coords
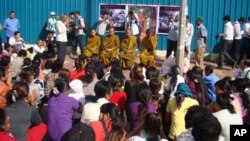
[61,123,95,141]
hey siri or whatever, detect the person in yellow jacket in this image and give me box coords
[83,29,100,62]
[100,27,120,66]
[139,29,158,67]
[119,29,137,69]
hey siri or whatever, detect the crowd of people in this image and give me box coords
[0,9,250,141]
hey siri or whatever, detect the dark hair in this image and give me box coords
[132,65,144,81]
[241,59,250,67]
[108,74,122,92]
[4,43,11,50]
[82,63,95,84]
[149,78,162,100]
[69,11,75,16]
[27,47,34,53]
[51,59,63,73]
[90,54,101,64]
[186,15,189,20]
[0,67,6,78]
[0,56,11,68]
[75,11,80,15]
[44,59,53,69]
[32,53,42,66]
[0,108,7,132]
[31,65,40,78]
[110,64,125,81]
[187,70,209,106]
[54,78,69,93]
[223,15,231,21]
[215,79,232,94]
[238,17,246,23]
[144,113,166,141]
[136,84,152,122]
[185,105,209,128]
[19,67,35,84]
[62,123,95,141]
[14,31,20,36]
[17,49,27,57]
[145,66,158,80]
[205,65,214,75]
[192,66,203,77]
[74,58,84,71]
[192,113,222,141]
[9,10,15,14]
[12,81,30,100]
[22,58,32,68]
[216,93,235,114]
[100,103,124,141]
[169,65,180,90]
[94,80,112,99]
[233,78,250,110]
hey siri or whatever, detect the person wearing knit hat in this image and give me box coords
[165,83,199,140]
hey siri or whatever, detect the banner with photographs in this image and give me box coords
[99,4,127,32]
[127,5,158,38]
[158,6,180,35]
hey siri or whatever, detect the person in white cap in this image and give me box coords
[46,12,57,34]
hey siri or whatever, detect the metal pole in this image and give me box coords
[176,0,187,75]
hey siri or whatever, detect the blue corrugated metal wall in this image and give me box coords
[1,0,250,52]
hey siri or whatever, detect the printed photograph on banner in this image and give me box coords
[158,6,180,35]
[99,4,127,32]
[127,5,158,38]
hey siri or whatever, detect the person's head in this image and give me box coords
[36,39,43,46]
[4,43,12,53]
[0,109,10,132]
[14,31,20,39]
[9,10,15,19]
[110,64,125,80]
[215,93,235,114]
[239,59,250,70]
[51,59,63,73]
[185,105,209,129]
[94,80,112,99]
[196,17,203,26]
[0,56,11,70]
[100,103,125,141]
[132,65,144,81]
[31,65,40,79]
[149,78,162,98]
[205,65,214,76]
[144,113,166,140]
[17,49,27,58]
[109,27,115,36]
[11,81,30,101]
[146,29,151,37]
[59,68,71,82]
[75,11,81,17]
[175,14,179,22]
[215,79,232,95]
[128,11,134,17]
[232,78,249,93]
[192,66,203,77]
[145,66,158,80]
[90,54,101,64]
[50,12,56,19]
[62,123,95,141]
[136,84,152,103]
[68,11,75,19]
[223,15,231,23]
[238,17,246,24]
[192,113,222,141]
[90,29,96,37]
[61,15,67,23]
[19,67,35,84]
[74,58,84,71]
[53,78,70,95]
[22,58,32,68]
[108,74,122,92]
[170,65,180,76]
[125,28,132,36]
